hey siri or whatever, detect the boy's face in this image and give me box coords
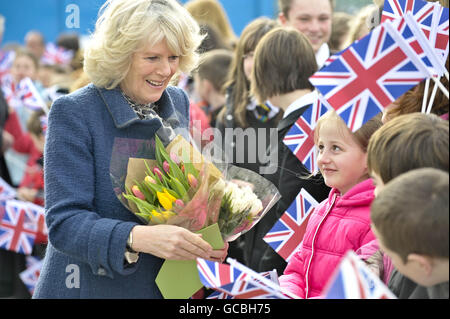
[372,225,433,287]
[279,0,332,53]
[370,171,385,197]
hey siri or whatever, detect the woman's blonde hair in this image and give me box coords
[84,0,204,89]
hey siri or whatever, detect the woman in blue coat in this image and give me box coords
[33,0,227,299]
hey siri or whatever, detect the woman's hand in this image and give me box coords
[131,225,228,262]
[17,187,38,202]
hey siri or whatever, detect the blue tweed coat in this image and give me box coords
[33,84,190,298]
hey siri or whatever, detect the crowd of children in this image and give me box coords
[0,18,81,298]
[0,0,448,299]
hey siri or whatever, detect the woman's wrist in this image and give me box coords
[129,225,145,253]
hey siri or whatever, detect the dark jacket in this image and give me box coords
[215,86,284,175]
[214,87,283,265]
[389,269,449,299]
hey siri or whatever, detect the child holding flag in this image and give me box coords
[278,110,382,298]
[15,109,46,207]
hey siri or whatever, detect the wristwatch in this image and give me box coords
[124,229,139,264]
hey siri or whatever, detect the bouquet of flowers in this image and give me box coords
[110,131,280,299]
[113,134,280,241]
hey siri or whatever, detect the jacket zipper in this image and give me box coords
[305,193,337,299]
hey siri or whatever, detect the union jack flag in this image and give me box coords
[0,50,15,83]
[0,74,22,109]
[381,0,449,63]
[19,256,43,296]
[263,189,320,262]
[309,21,429,132]
[0,177,17,201]
[226,257,299,299]
[0,200,6,225]
[17,77,47,111]
[0,200,38,255]
[41,43,74,66]
[431,5,449,63]
[196,258,246,294]
[322,250,397,299]
[207,270,282,299]
[388,14,445,78]
[381,0,434,28]
[283,95,330,174]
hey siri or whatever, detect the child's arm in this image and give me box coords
[278,247,307,298]
[356,233,385,281]
[4,111,34,154]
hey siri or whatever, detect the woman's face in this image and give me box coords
[121,39,180,104]
[11,55,37,83]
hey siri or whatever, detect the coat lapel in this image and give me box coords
[94,85,181,129]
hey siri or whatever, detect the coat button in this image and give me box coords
[97,267,107,276]
[226,114,233,121]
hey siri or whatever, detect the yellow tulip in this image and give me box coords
[150,210,166,224]
[161,210,176,221]
[157,189,177,210]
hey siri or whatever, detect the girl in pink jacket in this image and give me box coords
[279,110,382,298]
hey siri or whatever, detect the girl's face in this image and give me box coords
[120,39,179,104]
[317,121,368,195]
[243,51,254,81]
[11,55,37,83]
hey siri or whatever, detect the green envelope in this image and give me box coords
[155,223,224,299]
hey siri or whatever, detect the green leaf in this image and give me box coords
[165,187,179,199]
[123,193,159,214]
[168,159,189,189]
[144,160,157,179]
[133,180,155,204]
[143,178,165,194]
[140,182,156,204]
[169,177,187,199]
[181,149,199,179]
[155,135,168,168]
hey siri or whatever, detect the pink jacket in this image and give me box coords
[279,179,376,298]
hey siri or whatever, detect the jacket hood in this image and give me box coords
[329,179,375,208]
